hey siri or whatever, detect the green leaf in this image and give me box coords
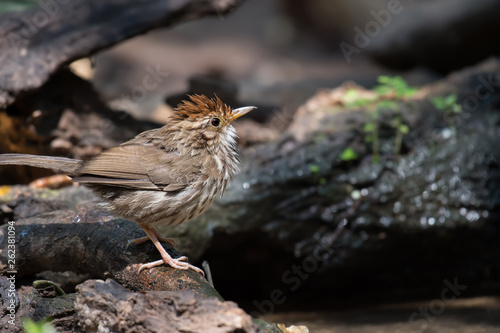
[398,124,410,134]
[376,100,399,110]
[432,94,461,112]
[452,103,462,113]
[345,89,359,100]
[390,76,405,88]
[402,87,417,98]
[348,97,373,108]
[375,75,417,98]
[363,122,376,133]
[444,94,457,105]
[375,85,392,96]
[23,319,56,333]
[0,1,38,14]
[309,165,320,173]
[33,280,66,296]
[377,75,391,84]
[339,147,359,161]
[431,96,445,110]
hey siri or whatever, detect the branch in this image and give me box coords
[0,0,243,108]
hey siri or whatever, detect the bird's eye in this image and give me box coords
[211,117,221,127]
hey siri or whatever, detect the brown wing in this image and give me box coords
[73,143,198,191]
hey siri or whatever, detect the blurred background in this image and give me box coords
[80,0,500,123]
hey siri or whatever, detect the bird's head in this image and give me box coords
[170,94,255,153]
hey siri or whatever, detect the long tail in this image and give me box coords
[0,154,81,176]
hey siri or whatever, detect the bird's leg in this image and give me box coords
[136,224,204,275]
[126,226,176,248]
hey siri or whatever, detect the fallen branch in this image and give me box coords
[0,0,243,107]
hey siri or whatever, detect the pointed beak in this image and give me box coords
[229,106,256,122]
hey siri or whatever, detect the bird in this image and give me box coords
[0,94,255,274]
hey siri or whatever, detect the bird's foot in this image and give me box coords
[126,227,176,249]
[126,235,176,248]
[135,224,204,275]
[138,256,204,275]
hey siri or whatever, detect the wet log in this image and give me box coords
[163,60,500,304]
[1,60,500,315]
[0,190,219,299]
[0,0,242,108]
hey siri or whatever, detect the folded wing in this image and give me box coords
[73,144,198,192]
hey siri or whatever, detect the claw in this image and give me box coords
[133,225,204,275]
[138,257,205,275]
